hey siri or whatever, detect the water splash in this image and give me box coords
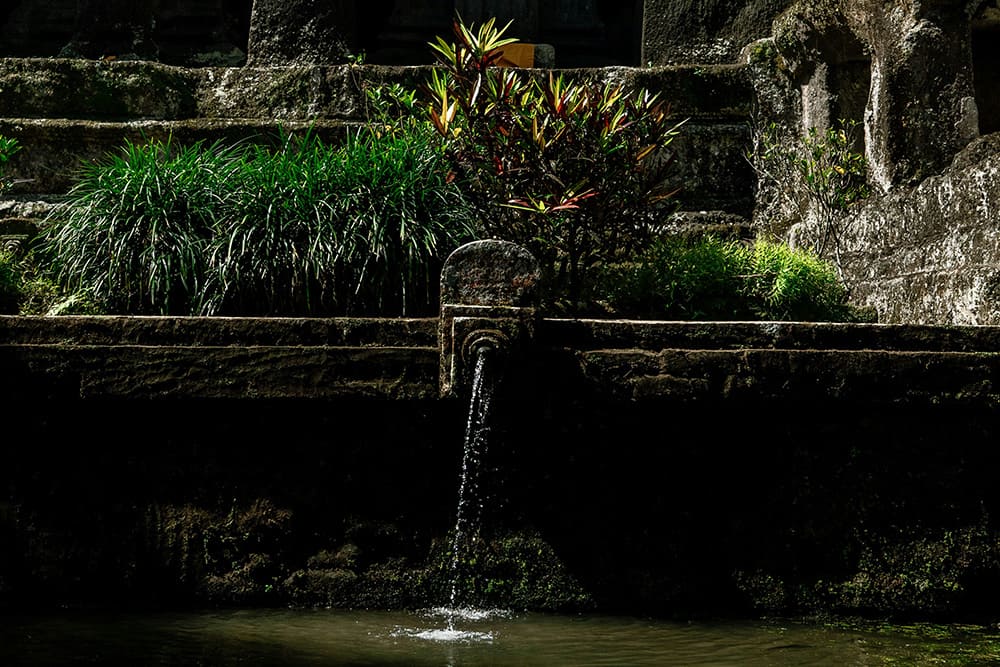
[392,626,495,643]
[392,607,510,644]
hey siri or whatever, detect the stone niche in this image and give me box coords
[798,20,870,155]
[753,0,1000,325]
[766,1,981,191]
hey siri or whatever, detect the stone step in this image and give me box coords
[0,58,751,121]
[0,58,755,212]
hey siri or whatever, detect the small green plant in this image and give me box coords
[750,118,870,275]
[18,276,101,315]
[593,234,868,322]
[424,16,686,299]
[0,246,23,313]
[0,241,99,315]
[0,134,22,192]
[744,238,857,321]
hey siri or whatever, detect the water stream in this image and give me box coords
[439,343,499,640]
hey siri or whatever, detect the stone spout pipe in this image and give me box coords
[462,328,510,365]
[438,239,540,398]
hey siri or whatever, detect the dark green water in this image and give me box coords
[2,607,999,666]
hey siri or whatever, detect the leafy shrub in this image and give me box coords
[424,17,685,298]
[750,118,870,272]
[593,234,869,322]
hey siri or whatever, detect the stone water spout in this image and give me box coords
[439,239,541,398]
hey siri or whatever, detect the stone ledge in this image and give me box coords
[2,316,999,406]
[0,344,440,400]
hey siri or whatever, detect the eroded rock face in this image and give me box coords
[841,0,981,189]
[747,0,1000,323]
[764,0,980,191]
[791,134,1000,324]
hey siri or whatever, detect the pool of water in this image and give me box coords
[3,606,999,666]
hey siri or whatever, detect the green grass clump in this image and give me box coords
[42,136,233,315]
[744,238,855,321]
[39,126,477,317]
[593,234,746,319]
[201,131,345,316]
[592,234,868,322]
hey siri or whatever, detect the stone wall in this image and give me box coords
[4,315,1000,618]
[792,134,1000,324]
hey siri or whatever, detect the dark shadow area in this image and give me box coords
[972,10,1000,135]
